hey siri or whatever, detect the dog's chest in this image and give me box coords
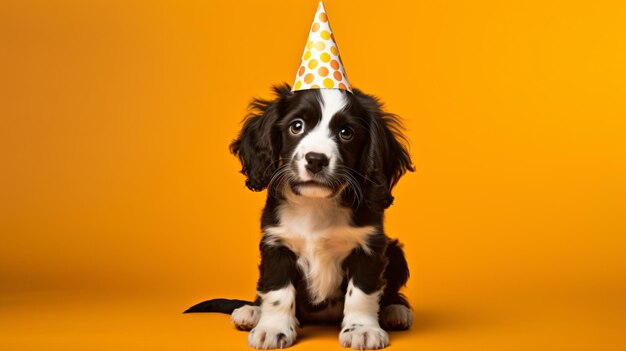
[265,199,374,304]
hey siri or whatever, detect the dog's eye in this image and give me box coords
[290,119,305,135]
[339,127,354,141]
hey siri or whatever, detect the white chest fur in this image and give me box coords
[264,194,375,305]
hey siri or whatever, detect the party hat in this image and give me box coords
[292,1,352,93]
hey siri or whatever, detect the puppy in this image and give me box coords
[185,84,414,350]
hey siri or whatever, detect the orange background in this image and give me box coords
[1,0,625,350]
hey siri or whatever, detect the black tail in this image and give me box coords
[183,298,254,314]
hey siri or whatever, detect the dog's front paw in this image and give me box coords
[380,304,413,330]
[339,324,389,350]
[248,323,297,349]
[231,305,261,331]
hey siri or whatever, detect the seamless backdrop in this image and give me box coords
[1,0,625,350]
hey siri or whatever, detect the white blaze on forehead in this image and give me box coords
[294,90,348,182]
[318,89,348,130]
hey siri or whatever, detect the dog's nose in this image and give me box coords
[305,152,329,174]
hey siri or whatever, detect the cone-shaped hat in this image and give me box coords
[292,2,352,93]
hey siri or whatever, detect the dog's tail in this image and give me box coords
[183,298,254,314]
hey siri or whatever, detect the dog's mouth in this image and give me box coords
[293,180,327,187]
[290,179,336,198]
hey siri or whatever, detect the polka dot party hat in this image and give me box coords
[292,1,352,93]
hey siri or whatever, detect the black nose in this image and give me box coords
[305,152,329,174]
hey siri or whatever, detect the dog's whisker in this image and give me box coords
[336,165,384,187]
[346,176,362,208]
[267,165,292,196]
[260,158,283,177]
[334,169,363,208]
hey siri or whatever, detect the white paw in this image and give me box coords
[339,324,389,350]
[248,323,297,349]
[231,305,261,331]
[379,304,413,330]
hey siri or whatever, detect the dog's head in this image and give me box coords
[230,84,414,212]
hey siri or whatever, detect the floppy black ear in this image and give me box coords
[354,89,415,212]
[230,84,291,191]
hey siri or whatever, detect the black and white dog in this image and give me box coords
[185,84,414,350]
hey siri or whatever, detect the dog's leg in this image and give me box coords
[231,305,261,331]
[379,304,412,331]
[340,241,390,350]
[379,239,412,331]
[248,244,299,349]
[340,279,389,349]
[248,285,298,349]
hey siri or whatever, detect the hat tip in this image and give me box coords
[292,0,352,93]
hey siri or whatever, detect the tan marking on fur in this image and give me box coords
[264,189,375,304]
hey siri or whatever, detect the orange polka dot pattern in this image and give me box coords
[292,2,352,93]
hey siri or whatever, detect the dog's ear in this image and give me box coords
[230,84,292,191]
[353,89,415,212]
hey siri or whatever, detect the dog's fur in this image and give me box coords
[185,85,414,350]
